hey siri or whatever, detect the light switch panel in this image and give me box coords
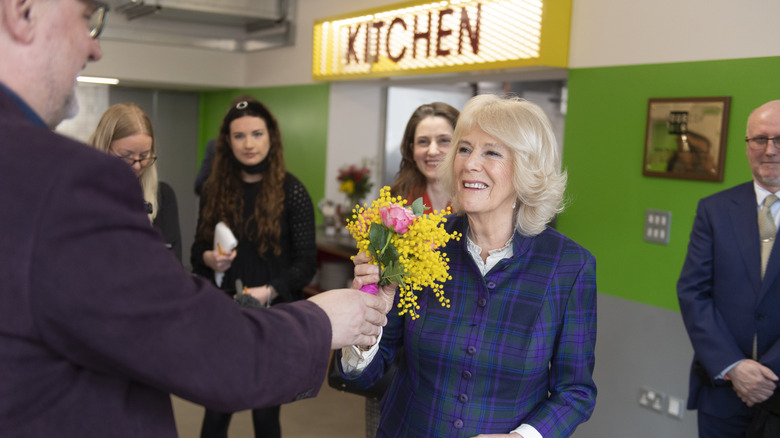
[645,209,671,245]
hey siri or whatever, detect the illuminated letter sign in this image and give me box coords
[313,0,571,80]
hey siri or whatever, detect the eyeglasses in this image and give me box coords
[82,0,109,39]
[111,151,158,168]
[746,136,780,150]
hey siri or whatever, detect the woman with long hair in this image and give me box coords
[191,99,317,438]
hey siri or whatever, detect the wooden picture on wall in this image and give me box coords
[642,97,730,181]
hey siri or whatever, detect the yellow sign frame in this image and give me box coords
[312,0,571,81]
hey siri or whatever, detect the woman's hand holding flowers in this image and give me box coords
[352,252,396,315]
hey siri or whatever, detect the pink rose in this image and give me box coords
[380,204,416,234]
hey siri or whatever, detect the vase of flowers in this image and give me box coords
[337,163,373,209]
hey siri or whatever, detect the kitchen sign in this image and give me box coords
[312,0,571,80]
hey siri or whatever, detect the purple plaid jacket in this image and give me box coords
[342,214,597,437]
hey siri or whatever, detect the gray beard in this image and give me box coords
[62,91,80,122]
[48,88,80,129]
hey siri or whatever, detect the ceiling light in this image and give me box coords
[77,76,120,85]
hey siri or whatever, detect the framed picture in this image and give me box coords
[643,97,731,181]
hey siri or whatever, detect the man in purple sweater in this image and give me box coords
[0,0,388,436]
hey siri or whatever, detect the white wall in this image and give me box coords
[82,39,247,89]
[569,0,780,68]
[56,84,110,143]
[325,83,385,206]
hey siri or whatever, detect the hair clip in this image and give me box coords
[236,101,249,110]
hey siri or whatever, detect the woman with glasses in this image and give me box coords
[88,102,182,262]
[191,99,317,438]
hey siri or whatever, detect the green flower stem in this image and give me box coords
[380,233,392,256]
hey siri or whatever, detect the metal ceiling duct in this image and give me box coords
[104,0,294,52]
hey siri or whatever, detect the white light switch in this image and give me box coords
[667,396,684,419]
[645,209,671,245]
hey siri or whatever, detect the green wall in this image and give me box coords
[198,84,330,222]
[558,56,780,310]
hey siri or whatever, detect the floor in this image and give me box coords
[172,380,366,438]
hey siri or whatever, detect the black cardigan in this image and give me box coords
[191,173,317,303]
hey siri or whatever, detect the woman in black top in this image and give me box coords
[89,103,182,262]
[191,99,316,438]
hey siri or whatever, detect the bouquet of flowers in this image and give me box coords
[337,164,373,208]
[346,186,460,319]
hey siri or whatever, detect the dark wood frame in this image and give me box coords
[642,97,730,182]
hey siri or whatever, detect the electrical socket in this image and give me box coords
[638,386,667,413]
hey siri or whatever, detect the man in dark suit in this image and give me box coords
[0,0,388,436]
[679,100,780,437]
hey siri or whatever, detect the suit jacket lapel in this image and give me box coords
[729,183,762,294]
[762,206,780,294]
[764,243,780,293]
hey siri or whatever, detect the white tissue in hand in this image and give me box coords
[214,221,237,287]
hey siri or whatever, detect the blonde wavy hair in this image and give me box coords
[88,103,159,222]
[439,94,567,236]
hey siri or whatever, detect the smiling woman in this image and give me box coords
[345,94,597,438]
[389,102,459,213]
[441,94,567,238]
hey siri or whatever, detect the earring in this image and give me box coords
[512,201,517,209]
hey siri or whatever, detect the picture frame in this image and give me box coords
[642,97,731,181]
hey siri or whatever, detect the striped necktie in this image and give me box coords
[759,194,779,279]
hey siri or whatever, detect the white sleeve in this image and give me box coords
[340,328,383,376]
[511,423,543,438]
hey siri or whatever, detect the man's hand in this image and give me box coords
[308,288,388,349]
[728,359,778,406]
[352,252,395,315]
